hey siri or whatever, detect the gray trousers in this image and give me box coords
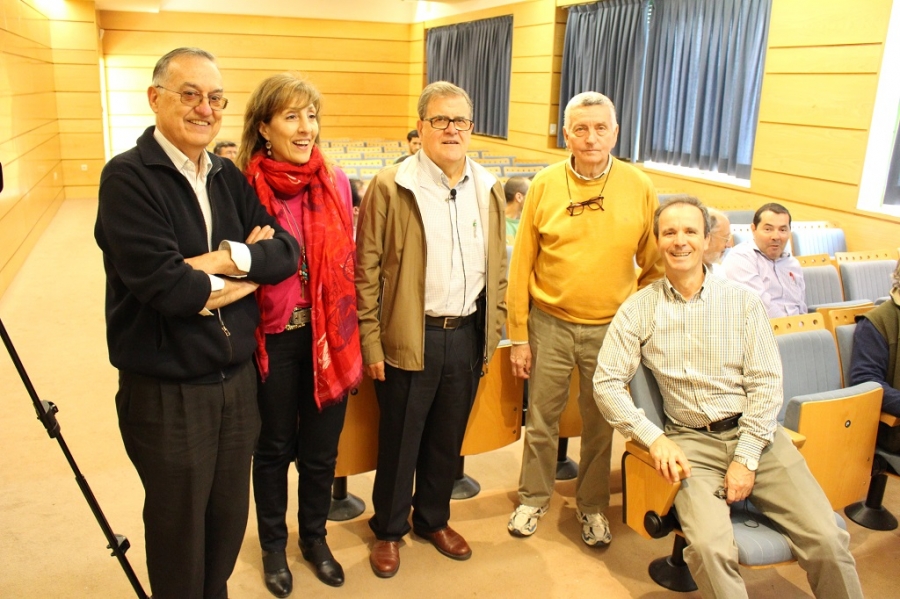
[669,423,863,599]
[517,307,613,513]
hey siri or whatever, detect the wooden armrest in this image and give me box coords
[623,439,681,540]
[784,428,806,448]
[881,412,900,428]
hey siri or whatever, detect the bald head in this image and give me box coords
[704,209,732,266]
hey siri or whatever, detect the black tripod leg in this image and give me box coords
[1,318,149,599]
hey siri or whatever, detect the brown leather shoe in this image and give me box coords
[370,540,400,578]
[416,526,472,560]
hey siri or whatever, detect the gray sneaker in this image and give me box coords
[576,510,612,546]
[507,504,549,537]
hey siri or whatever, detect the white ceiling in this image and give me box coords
[94,0,523,24]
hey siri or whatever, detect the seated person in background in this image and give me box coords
[850,258,900,452]
[504,176,529,245]
[721,202,806,317]
[703,208,733,274]
[393,129,421,164]
[593,196,863,599]
[213,139,238,161]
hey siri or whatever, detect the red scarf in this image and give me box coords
[245,146,362,409]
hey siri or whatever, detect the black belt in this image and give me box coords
[425,313,477,330]
[692,413,742,433]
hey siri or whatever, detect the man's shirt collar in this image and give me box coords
[567,154,613,181]
[153,127,212,178]
[417,149,471,189]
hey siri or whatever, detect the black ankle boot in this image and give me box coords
[262,551,292,598]
[300,537,345,587]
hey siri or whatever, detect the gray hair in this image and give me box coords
[653,195,710,238]
[707,208,728,232]
[417,81,473,120]
[152,47,216,86]
[563,92,618,129]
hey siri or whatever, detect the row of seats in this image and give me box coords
[337,158,549,181]
[729,222,848,257]
[831,307,900,532]
[800,250,897,310]
[321,138,552,181]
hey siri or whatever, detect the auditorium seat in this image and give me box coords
[503,164,545,178]
[836,250,897,304]
[803,262,870,312]
[724,209,754,225]
[791,227,847,257]
[832,319,900,532]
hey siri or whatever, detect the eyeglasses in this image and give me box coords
[712,233,733,244]
[155,86,229,111]
[564,161,611,216]
[567,196,604,216]
[423,116,474,131]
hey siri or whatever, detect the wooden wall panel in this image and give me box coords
[98,11,410,41]
[768,0,891,47]
[99,9,419,156]
[749,123,866,186]
[758,73,878,129]
[55,63,101,92]
[766,45,883,74]
[0,1,103,297]
[101,31,410,63]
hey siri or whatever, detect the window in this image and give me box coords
[426,15,512,139]
[858,0,900,215]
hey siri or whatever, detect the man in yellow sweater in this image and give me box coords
[506,91,664,545]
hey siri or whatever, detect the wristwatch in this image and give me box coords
[733,455,759,472]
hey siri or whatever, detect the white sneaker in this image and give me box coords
[576,510,612,546]
[507,504,548,537]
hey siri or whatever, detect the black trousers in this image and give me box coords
[116,360,259,599]
[369,321,482,540]
[253,326,347,552]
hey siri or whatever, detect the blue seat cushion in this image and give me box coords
[729,500,847,566]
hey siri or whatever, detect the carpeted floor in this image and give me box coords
[1,198,898,598]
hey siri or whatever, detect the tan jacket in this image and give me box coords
[355,155,508,371]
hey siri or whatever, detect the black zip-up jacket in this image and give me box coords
[95,127,299,382]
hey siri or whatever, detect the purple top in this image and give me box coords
[721,240,806,317]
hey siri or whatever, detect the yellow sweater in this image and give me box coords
[507,157,664,340]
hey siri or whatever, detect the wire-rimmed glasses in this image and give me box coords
[155,86,229,111]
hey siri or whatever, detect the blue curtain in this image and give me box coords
[426,16,512,139]
[557,0,649,159]
[640,0,771,178]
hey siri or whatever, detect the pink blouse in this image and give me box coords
[257,166,353,335]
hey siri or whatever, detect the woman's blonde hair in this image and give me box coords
[237,73,332,171]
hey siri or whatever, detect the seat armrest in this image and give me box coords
[783,428,807,448]
[881,412,900,428]
[622,439,681,540]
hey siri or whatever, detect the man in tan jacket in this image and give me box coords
[355,81,507,579]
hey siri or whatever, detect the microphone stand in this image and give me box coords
[0,317,149,598]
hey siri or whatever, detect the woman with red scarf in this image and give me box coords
[237,74,362,596]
